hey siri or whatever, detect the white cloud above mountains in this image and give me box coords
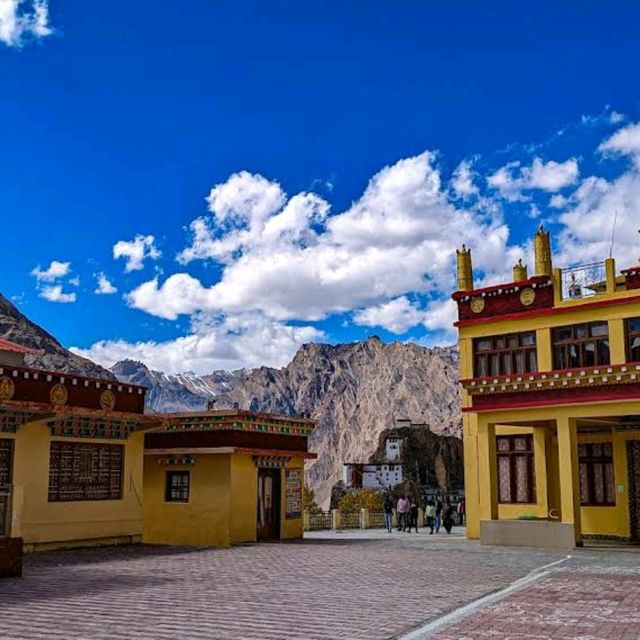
[598,122,640,168]
[94,273,117,295]
[113,234,161,272]
[31,260,77,303]
[130,152,517,325]
[76,117,640,374]
[72,312,324,374]
[488,157,579,201]
[31,260,70,282]
[0,0,52,47]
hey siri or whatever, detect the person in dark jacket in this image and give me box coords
[408,499,420,533]
[442,498,454,534]
[383,495,394,533]
[434,497,443,533]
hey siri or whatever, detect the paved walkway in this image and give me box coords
[0,530,639,639]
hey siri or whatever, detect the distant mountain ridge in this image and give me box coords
[0,291,461,507]
[113,337,462,506]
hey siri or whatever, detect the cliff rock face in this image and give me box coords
[0,293,114,379]
[371,425,464,492]
[113,337,461,507]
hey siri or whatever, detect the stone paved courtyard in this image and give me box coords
[1,530,639,640]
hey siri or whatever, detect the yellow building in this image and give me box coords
[0,338,153,555]
[454,229,640,549]
[143,410,316,547]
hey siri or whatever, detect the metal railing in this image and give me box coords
[307,511,332,531]
[368,511,386,528]
[561,262,607,300]
[339,511,361,529]
[0,485,12,537]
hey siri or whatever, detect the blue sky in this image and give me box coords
[2,1,640,373]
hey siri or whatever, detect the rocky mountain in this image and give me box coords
[0,293,114,379]
[110,360,247,413]
[114,337,461,507]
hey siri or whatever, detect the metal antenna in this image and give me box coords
[609,209,619,259]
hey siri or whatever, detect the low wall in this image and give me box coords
[0,537,23,578]
[480,520,576,550]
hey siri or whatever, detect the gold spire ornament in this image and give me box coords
[456,245,474,291]
[534,225,553,276]
[513,259,528,282]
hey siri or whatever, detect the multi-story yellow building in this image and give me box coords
[454,227,640,549]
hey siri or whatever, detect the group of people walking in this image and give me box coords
[383,495,464,534]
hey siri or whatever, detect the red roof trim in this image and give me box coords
[0,338,42,355]
[454,292,640,327]
[452,275,552,300]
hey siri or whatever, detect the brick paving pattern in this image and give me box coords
[0,532,563,640]
[431,568,640,640]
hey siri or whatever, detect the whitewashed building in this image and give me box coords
[343,462,404,489]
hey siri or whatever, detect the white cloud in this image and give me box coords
[581,108,626,127]
[451,159,479,198]
[0,0,52,47]
[598,122,640,168]
[131,152,517,323]
[94,272,117,295]
[31,260,78,303]
[31,260,71,282]
[39,285,76,304]
[353,296,425,334]
[71,313,324,375]
[113,234,161,272]
[488,157,579,201]
[556,171,640,269]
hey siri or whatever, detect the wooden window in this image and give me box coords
[626,318,640,363]
[48,442,124,502]
[474,332,537,378]
[579,443,615,506]
[0,439,12,486]
[552,322,610,370]
[165,471,190,502]
[497,435,536,504]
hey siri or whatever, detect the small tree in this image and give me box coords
[303,486,321,513]
[338,488,385,513]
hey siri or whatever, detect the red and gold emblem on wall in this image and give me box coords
[100,390,116,411]
[519,287,536,306]
[0,377,15,402]
[50,383,68,406]
[470,296,485,313]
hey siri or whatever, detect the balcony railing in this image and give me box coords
[561,261,607,300]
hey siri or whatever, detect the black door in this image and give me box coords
[257,468,281,541]
[0,439,13,537]
[627,441,640,543]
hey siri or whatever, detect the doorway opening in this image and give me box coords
[627,441,640,544]
[257,468,281,541]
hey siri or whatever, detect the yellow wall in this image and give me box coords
[7,422,145,550]
[143,453,307,548]
[578,430,640,539]
[143,454,232,547]
[230,454,258,544]
[464,401,640,541]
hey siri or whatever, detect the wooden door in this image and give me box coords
[627,441,640,543]
[0,439,12,486]
[257,468,281,541]
[0,439,13,537]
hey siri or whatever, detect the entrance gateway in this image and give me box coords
[627,441,640,543]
